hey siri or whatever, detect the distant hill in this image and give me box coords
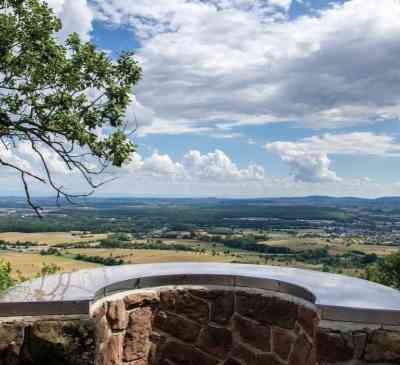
[205,196,398,208]
[1,195,400,209]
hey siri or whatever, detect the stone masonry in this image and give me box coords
[0,315,95,365]
[1,285,400,364]
[92,285,319,365]
[317,320,400,365]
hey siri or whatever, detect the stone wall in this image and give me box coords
[0,315,95,365]
[1,285,400,365]
[317,320,400,365]
[92,285,318,365]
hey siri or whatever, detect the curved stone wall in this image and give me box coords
[1,263,400,364]
[1,286,400,364]
[92,285,319,365]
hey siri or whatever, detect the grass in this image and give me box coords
[67,248,235,264]
[0,251,100,279]
[0,232,107,245]
[259,232,399,256]
[259,236,330,251]
[346,243,399,256]
[0,247,236,280]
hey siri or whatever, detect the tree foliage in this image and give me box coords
[0,259,13,292]
[0,0,141,215]
[366,252,400,289]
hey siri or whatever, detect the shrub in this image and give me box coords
[0,259,13,292]
[366,252,400,289]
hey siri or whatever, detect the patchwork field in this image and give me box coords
[259,233,399,256]
[0,232,107,245]
[346,243,399,256]
[0,247,238,280]
[1,226,398,283]
[0,251,100,279]
[67,248,235,264]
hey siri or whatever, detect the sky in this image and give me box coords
[3,0,400,198]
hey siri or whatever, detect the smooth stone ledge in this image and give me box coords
[0,262,399,325]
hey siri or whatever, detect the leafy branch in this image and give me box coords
[0,0,142,215]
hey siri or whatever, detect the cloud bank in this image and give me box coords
[6,0,399,198]
[90,0,400,135]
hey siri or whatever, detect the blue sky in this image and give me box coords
[4,0,400,198]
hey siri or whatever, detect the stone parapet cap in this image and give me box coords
[0,263,399,325]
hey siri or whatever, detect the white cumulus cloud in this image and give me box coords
[183,149,265,181]
[265,132,400,183]
[47,0,93,41]
[122,149,265,182]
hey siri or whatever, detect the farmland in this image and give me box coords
[0,232,107,246]
[0,196,399,281]
[67,248,234,264]
[0,251,100,279]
